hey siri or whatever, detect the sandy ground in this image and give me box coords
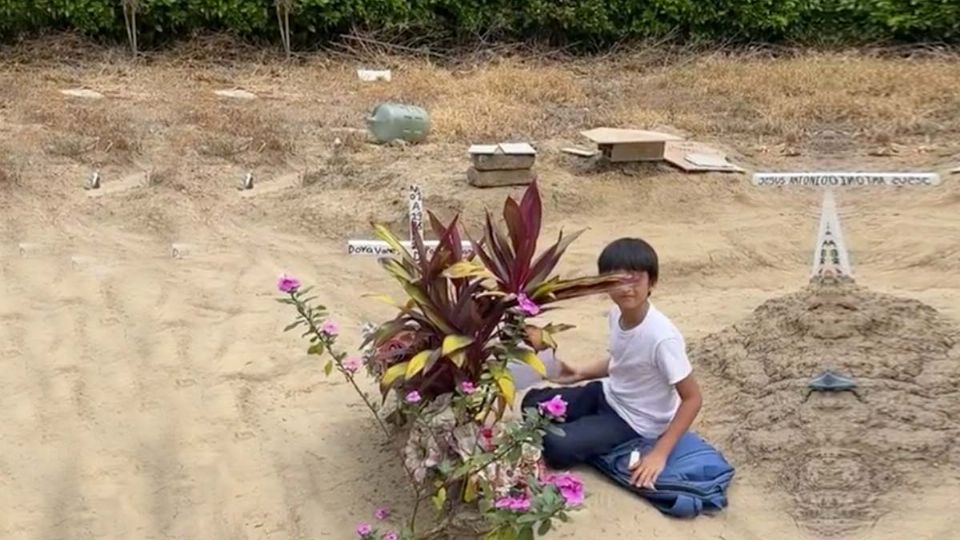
[1,43,960,540]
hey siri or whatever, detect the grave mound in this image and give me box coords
[692,278,960,536]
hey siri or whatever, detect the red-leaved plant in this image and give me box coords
[279,180,634,539]
[363,180,631,419]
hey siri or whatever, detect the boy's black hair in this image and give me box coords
[597,237,659,284]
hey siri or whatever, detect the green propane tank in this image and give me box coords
[366,102,431,144]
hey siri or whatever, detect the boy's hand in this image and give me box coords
[629,448,668,489]
[550,360,582,385]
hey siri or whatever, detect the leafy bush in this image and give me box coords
[277,181,627,539]
[1,0,957,45]
[365,183,625,412]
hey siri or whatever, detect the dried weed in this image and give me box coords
[0,151,22,189]
[184,103,296,164]
[30,102,143,162]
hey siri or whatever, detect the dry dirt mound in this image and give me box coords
[691,278,960,537]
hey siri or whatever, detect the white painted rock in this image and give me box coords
[357,69,392,82]
[214,89,258,100]
[171,243,192,259]
[17,242,44,256]
[61,88,105,99]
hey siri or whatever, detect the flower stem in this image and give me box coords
[292,294,426,533]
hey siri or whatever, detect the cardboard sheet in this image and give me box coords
[663,141,744,172]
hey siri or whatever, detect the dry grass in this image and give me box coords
[182,102,297,165]
[2,38,960,171]
[312,51,960,145]
[0,151,21,190]
[643,52,960,141]
[25,102,144,163]
[350,59,590,140]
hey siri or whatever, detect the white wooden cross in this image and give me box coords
[811,190,853,280]
[347,184,474,258]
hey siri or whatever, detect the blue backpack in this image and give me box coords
[589,432,735,518]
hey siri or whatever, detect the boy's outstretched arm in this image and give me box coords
[551,356,609,384]
[630,374,702,488]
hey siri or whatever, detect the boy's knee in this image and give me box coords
[520,389,547,411]
[541,433,580,470]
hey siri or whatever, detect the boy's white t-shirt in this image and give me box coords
[601,302,693,439]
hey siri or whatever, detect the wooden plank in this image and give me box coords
[601,142,666,162]
[581,127,681,144]
[467,166,536,188]
[561,147,598,157]
[471,154,536,171]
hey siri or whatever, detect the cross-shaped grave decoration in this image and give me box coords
[347,184,473,259]
[811,190,853,280]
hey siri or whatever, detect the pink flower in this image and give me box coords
[321,320,339,336]
[459,381,476,395]
[494,495,531,512]
[374,507,390,520]
[538,395,567,419]
[382,531,399,540]
[405,391,422,404]
[517,293,540,316]
[342,356,363,373]
[355,522,373,537]
[276,273,301,293]
[545,472,585,507]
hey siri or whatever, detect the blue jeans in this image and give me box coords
[522,381,639,470]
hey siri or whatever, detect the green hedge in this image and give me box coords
[1,1,958,47]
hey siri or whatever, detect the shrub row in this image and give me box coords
[1,1,958,47]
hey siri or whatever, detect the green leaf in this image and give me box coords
[405,349,433,378]
[496,527,518,540]
[493,369,516,405]
[362,292,403,308]
[307,343,324,355]
[516,514,540,525]
[380,258,414,284]
[323,360,333,376]
[380,361,409,389]
[443,260,492,280]
[283,320,303,332]
[537,520,552,536]
[515,349,546,376]
[441,334,474,356]
[431,486,446,510]
[373,223,415,264]
[463,475,478,502]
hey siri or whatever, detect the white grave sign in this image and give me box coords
[753,172,941,187]
[347,185,473,258]
[811,190,853,280]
